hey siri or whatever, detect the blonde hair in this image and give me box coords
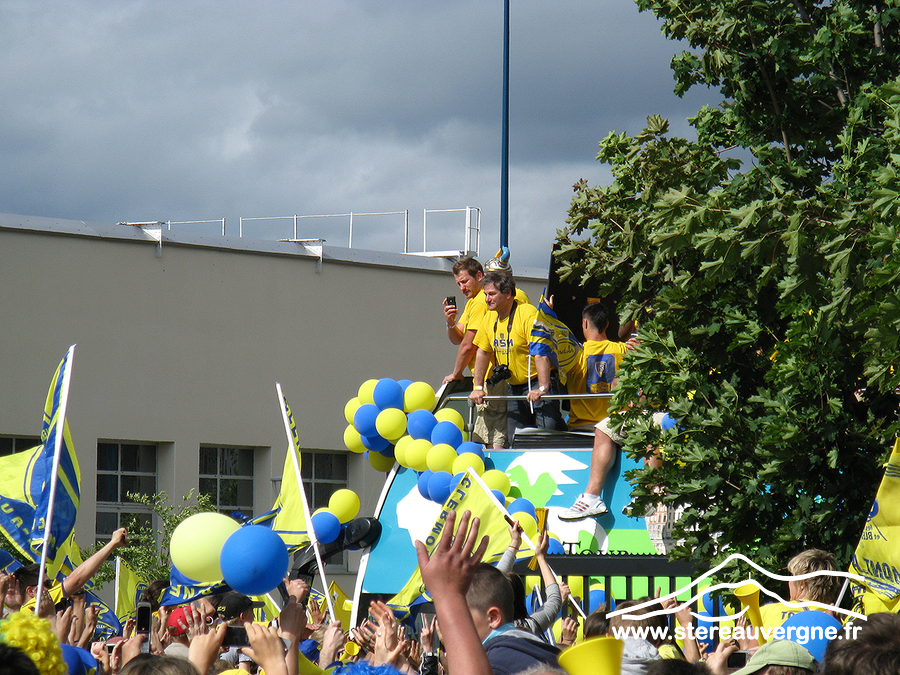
[787,548,839,604]
[0,612,67,675]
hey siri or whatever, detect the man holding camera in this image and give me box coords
[470,270,565,444]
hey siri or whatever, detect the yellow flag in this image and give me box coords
[271,389,311,550]
[329,580,353,628]
[387,470,535,615]
[849,437,900,614]
[115,557,147,622]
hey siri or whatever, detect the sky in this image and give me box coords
[0,1,719,270]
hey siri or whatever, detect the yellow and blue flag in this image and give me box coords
[0,347,81,578]
[386,470,536,616]
[849,437,900,614]
[269,388,312,551]
[529,296,582,378]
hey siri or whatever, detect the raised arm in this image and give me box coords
[64,528,128,595]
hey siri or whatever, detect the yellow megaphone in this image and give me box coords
[734,582,766,644]
[558,636,624,675]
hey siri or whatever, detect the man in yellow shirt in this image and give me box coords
[470,271,565,444]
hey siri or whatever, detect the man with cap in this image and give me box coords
[217,591,264,671]
[164,605,193,658]
[727,640,816,675]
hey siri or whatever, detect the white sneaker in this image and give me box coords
[559,494,608,521]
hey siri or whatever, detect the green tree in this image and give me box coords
[556,0,900,574]
[84,490,216,588]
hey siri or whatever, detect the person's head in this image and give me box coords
[0,643,40,675]
[7,564,48,610]
[119,654,201,675]
[606,598,669,647]
[166,606,192,644]
[140,580,169,612]
[583,604,610,638]
[0,611,67,675]
[216,592,262,625]
[733,640,816,675]
[786,549,838,604]
[504,573,531,627]
[464,563,514,640]
[582,302,611,339]
[822,613,900,675]
[482,271,516,315]
[452,257,484,300]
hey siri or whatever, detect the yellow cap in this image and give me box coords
[558,636,624,675]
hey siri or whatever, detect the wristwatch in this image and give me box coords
[473,384,483,391]
[538,385,547,393]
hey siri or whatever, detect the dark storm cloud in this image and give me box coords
[0,0,718,267]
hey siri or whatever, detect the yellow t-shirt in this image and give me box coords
[21,582,65,613]
[566,339,629,427]
[459,288,531,373]
[473,300,537,386]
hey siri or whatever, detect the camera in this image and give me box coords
[727,651,750,669]
[445,296,456,308]
[486,364,512,386]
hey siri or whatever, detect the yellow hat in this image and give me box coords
[558,636,624,675]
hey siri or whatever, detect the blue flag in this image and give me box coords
[0,347,81,577]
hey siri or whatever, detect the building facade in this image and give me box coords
[0,213,546,589]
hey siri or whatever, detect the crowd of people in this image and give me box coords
[1,515,898,675]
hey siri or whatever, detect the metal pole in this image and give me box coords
[500,0,510,249]
[423,208,427,252]
[404,210,409,253]
[293,215,298,240]
[349,212,353,248]
[222,218,226,236]
[239,217,243,238]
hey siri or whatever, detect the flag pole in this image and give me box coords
[35,344,76,617]
[275,383,335,621]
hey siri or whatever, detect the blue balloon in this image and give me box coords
[547,538,565,555]
[588,588,616,612]
[220,526,289,596]
[431,420,463,448]
[701,589,725,616]
[354,404,380,437]
[483,456,495,471]
[310,511,342,545]
[427,471,455,503]
[417,470,434,499]
[781,611,842,662]
[660,413,677,431]
[507,498,536,521]
[360,433,390,452]
[373,378,405,410]
[491,489,506,504]
[377,444,395,458]
[398,379,413,391]
[456,441,485,459]
[407,409,438,440]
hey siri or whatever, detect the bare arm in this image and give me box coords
[526,355,553,402]
[444,329,478,383]
[415,510,492,675]
[468,349,492,404]
[64,529,128,596]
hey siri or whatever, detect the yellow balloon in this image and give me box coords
[328,489,361,523]
[375,408,407,442]
[394,435,414,467]
[405,439,432,472]
[452,452,485,476]
[343,425,366,453]
[358,379,378,405]
[515,512,538,542]
[368,451,395,472]
[170,512,241,583]
[481,469,511,496]
[462,430,469,442]
[343,397,361,425]
[426,443,458,473]
[404,381,436,412]
[434,407,465,430]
